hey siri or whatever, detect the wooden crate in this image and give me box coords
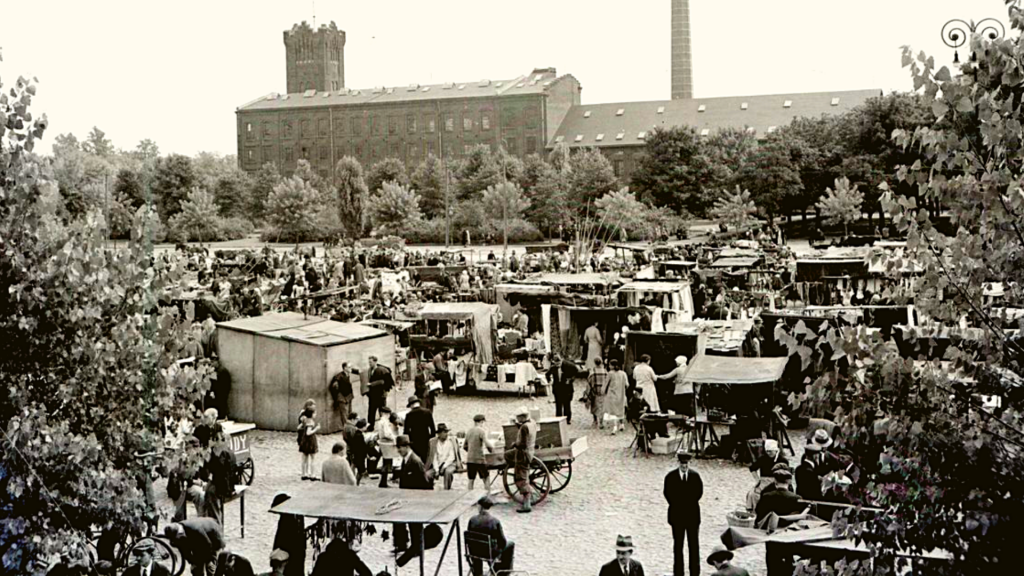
[502,417,569,451]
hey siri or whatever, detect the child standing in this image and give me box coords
[298,399,320,480]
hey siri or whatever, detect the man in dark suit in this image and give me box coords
[755,466,805,526]
[394,435,432,567]
[598,535,645,576]
[403,395,436,463]
[164,518,225,576]
[664,450,702,576]
[122,539,172,576]
[343,416,368,484]
[366,356,393,425]
[329,364,354,429]
[466,496,515,575]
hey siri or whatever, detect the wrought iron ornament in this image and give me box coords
[942,18,1006,63]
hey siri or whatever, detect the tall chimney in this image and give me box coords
[671,0,693,99]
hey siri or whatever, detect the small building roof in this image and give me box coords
[549,89,881,149]
[217,312,387,346]
[617,281,690,293]
[679,356,788,389]
[416,302,499,319]
[710,256,761,268]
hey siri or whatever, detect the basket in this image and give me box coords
[726,510,755,528]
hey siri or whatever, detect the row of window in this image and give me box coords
[244,136,541,166]
[244,107,538,141]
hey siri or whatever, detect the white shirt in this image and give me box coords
[434,437,457,469]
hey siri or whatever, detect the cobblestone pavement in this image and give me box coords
[163,379,805,576]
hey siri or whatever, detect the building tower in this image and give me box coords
[284,21,346,93]
[671,0,693,99]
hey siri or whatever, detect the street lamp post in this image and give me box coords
[942,17,1005,63]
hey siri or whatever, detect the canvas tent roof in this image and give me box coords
[680,356,788,388]
[270,483,487,524]
[417,302,498,320]
[710,257,760,268]
[218,312,387,346]
[617,281,691,293]
[532,273,618,286]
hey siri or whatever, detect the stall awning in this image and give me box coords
[417,302,498,320]
[680,356,788,388]
[710,257,760,268]
[217,312,387,346]
[617,281,690,293]
[270,484,487,524]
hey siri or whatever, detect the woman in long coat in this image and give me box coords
[604,359,628,434]
[587,357,609,429]
[583,321,604,370]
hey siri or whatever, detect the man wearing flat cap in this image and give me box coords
[122,540,171,576]
[505,407,536,514]
[257,549,289,576]
[598,535,645,576]
[707,546,749,576]
[464,414,494,490]
[403,395,436,463]
[164,518,224,576]
[755,464,805,526]
[426,423,462,490]
[467,496,515,575]
[663,450,702,576]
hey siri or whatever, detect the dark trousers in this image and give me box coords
[378,459,392,487]
[470,541,515,575]
[555,391,572,423]
[672,523,700,576]
[367,394,385,427]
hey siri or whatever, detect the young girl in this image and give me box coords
[298,399,320,480]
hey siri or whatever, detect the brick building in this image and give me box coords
[549,89,881,181]
[284,21,346,94]
[237,63,580,178]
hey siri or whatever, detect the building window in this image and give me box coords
[525,136,537,154]
[319,119,329,138]
[245,123,254,139]
[335,146,345,159]
[445,116,455,132]
[390,142,400,158]
[613,160,624,177]
[425,115,436,133]
[426,141,436,156]
[354,143,363,159]
[351,117,362,136]
[389,116,399,135]
[283,121,294,139]
[262,146,272,163]
[319,168,328,180]
[407,143,418,160]
[481,114,491,131]
[463,116,473,131]
[246,148,255,162]
[407,114,417,134]
[300,146,309,160]
[525,106,540,128]
[300,119,312,138]
[319,145,329,160]
[334,117,345,135]
[262,122,272,137]
[284,146,294,163]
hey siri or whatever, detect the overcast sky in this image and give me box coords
[1,0,1012,157]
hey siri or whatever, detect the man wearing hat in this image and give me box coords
[598,535,645,576]
[467,496,515,575]
[808,429,841,476]
[663,450,702,576]
[707,547,748,576]
[426,423,463,490]
[464,414,495,490]
[122,540,171,576]
[393,434,431,565]
[755,464,804,526]
[366,355,393,425]
[505,407,537,513]
[795,443,823,501]
[257,549,290,576]
[163,518,224,576]
[403,395,436,463]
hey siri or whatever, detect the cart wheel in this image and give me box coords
[546,458,573,493]
[237,458,255,486]
[502,457,551,506]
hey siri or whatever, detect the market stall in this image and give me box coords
[270,484,487,576]
[217,312,396,433]
[615,281,694,321]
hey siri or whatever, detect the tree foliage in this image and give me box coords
[453,144,502,200]
[365,157,409,195]
[735,133,803,221]
[595,188,652,240]
[782,12,1024,575]
[0,67,208,575]
[517,153,565,235]
[366,181,423,235]
[708,186,757,231]
[411,154,446,219]
[246,162,280,223]
[82,126,114,157]
[816,176,864,236]
[482,181,529,224]
[151,154,197,221]
[566,147,618,219]
[631,126,729,217]
[266,175,323,242]
[334,156,368,238]
[169,187,220,242]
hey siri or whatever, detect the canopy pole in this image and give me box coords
[433,522,458,576]
[420,525,426,576]
[456,519,464,576]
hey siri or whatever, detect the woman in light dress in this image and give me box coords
[604,359,629,434]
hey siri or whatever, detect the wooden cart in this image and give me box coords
[493,416,588,506]
[222,421,256,486]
